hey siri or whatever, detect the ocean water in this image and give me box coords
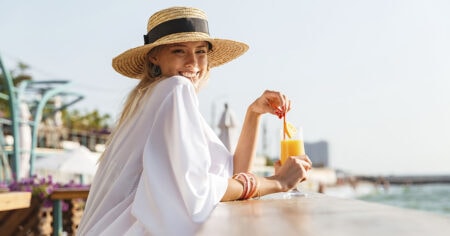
[357,184,450,217]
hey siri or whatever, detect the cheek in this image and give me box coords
[199,56,209,67]
[158,59,176,73]
[199,66,209,78]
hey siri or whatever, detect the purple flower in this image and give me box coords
[46,185,54,194]
[5,175,89,212]
[62,202,69,211]
[42,199,53,208]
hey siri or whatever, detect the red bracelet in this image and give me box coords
[232,172,259,200]
[246,172,259,199]
[232,173,247,200]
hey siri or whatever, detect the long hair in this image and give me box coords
[97,48,163,162]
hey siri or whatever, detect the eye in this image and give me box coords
[196,48,208,54]
[172,49,184,54]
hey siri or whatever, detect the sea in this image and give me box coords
[356,184,450,217]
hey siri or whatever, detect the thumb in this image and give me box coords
[274,160,281,173]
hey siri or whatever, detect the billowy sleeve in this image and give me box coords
[131,77,230,232]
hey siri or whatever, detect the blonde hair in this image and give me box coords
[99,45,211,162]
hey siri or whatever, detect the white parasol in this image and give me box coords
[217,103,239,153]
[34,146,99,183]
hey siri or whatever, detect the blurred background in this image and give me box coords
[2,0,449,175]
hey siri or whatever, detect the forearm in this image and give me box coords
[233,108,261,173]
[221,90,299,202]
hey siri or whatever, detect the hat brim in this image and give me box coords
[112,32,249,79]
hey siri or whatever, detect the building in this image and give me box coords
[305,141,329,167]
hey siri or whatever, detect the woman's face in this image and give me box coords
[150,41,209,90]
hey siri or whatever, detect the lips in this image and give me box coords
[180,71,199,81]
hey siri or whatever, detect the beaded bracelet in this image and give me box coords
[232,172,259,200]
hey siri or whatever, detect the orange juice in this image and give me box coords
[280,139,305,165]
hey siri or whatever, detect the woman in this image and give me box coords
[78,6,312,236]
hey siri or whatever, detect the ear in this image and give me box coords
[149,56,158,65]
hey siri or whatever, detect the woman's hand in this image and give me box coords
[249,90,291,118]
[273,155,312,191]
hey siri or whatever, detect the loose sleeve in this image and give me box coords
[130,77,229,233]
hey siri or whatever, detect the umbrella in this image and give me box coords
[34,146,99,178]
[218,103,239,153]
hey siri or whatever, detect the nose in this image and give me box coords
[185,51,197,68]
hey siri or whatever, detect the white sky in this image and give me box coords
[1,0,450,175]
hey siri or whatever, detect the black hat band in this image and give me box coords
[144,18,210,44]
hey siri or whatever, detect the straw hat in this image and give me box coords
[112,6,249,79]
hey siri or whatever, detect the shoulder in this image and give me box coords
[156,76,194,91]
[151,76,197,104]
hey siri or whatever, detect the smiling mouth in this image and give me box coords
[180,71,199,80]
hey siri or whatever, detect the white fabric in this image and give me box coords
[77,76,233,236]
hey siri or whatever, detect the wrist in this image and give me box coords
[246,105,262,119]
[264,176,288,193]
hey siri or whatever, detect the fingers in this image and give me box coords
[301,160,312,171]
[289,155,312,167]
[295,159,311,183]
[285,96,292,113]
[295,158,312,171]
[286,157,310,188]
[300,156,312,171]
[273,160,281,174]
[274,156,312,191]
[265,91,284,116]
[299,155,312,168]
[298,163,308,183]
[264,90,291,118]
[286,155,312,172]
[274,160,281,168]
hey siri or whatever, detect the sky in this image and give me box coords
[1,0,450,175]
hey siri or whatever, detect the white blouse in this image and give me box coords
[77,76,233,236]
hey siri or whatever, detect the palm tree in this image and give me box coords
[62,109,111,132]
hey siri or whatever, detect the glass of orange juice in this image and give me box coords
[280,126,307,197]
[280,126,305,165]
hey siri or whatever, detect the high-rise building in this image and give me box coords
[305,141,329,167]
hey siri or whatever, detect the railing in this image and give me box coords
[50,188,89,236]
[0,191,31,211]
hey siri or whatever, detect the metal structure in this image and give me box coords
[0,54,84,181]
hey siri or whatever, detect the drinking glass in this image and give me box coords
[280,126,307,197]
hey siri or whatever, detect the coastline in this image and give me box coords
[355,174,450,185]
